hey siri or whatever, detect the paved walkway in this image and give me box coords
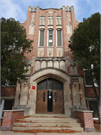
[0,131,101,135]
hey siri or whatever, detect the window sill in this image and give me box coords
[85,85,98,88]
[38,46,45,48]
[56,46,63,48]
[47,46,54,48]
[2,85,16,87]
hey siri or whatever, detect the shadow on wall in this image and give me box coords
[70,105,88,117]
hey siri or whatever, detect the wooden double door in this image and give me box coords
[36,78,64,114]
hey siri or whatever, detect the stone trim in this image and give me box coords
[0,126,12,131]
[84,127,95,132]
[75,110,93,113]
[25,67,81,78]
[3,109,25,112]
[1,97,15,99]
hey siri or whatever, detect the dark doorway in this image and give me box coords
[89,100,98,118]
[48,91,53,112]
[4,100,14,110]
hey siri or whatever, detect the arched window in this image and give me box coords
[37,78,63,90]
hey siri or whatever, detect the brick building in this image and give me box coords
[1,6,98,117]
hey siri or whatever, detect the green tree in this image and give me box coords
[69,13,100,122]
[1,17,33,85]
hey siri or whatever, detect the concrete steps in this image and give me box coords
[12,114,84,132]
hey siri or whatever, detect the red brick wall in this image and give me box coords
[21,7,78,60]
[2,111,24,127]
[75,111,95,132]
[1,87,16,97]
[85,87,99,97]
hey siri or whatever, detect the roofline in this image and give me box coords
[40,8,62,10]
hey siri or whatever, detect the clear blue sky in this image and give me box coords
[0,0,101,22]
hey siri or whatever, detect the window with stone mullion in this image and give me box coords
[48,30,53,46]
[57,30,61,46]
[40,30,44,46]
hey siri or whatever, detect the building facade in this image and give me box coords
[1,6,98,117]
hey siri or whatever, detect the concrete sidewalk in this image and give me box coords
[0,131,101,135]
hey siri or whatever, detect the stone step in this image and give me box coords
[12,115,83,132]
[14,122,82,127]
[12,126,83,132]
[29,114,69,117]
[19,117,81,122]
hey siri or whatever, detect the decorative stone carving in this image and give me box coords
[56,47,63,57]
[40,16,45,25]
[67,11,70,22]
[71,6,74,11]
[72,82,80,106]
[37,6,39,11]
[29,13,35,35]
[60,61,65,71]
[49,10,53,14]
[74,66,78,74]
[35,61,40,71]
[29,22,35,35]
[20,80,29,105]
[41,61,46,68]
[47,47,53,57]
[48,61,52,67]
[67,22,72,34]
[28,6,31,11]
[56,15,62,25]
[54,61,59,68]
[66,5,70,12]
[71,77,78,85]
[70,65,75,74]
[38,48,44,57]
[48,16,53,25]
[71,77,80,106]
[62,6,65,10]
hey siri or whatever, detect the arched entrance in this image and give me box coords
[36,78,64,114]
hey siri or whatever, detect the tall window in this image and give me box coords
[57,29,62,46]
[84,70,92,86]
[84,64,98,87]
[39,29,44,46]
[48,29,53,46]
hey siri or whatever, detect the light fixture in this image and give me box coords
[24,83,26,87]
[74,83,77,87]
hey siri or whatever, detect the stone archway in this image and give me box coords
[29,69,71,115]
